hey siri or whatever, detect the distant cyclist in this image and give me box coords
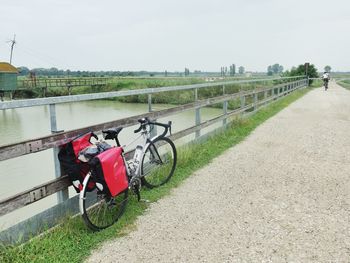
[322,72,330,91]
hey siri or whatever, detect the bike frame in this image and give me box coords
[79,122,167,213]
[122,125,161,181]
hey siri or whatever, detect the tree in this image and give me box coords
[220,67,226,76]
[230,64,236,76]
[278,65,284,73]
[267,65,273,76]
[267,63,284,75]
[272,64,280,74]
[238,66,245,74]
[284,63,318,85]
[324,65,331,72]
[49,67,59,76]
[17,66,30,76]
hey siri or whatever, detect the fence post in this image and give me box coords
[254,89,258,111]
[194,88,201,138]
[264,89,268,105]
[49,104,68,203]
[240,88,246,116]
[222,85,228,126]
[148,94,157,137]
[148,94,152,113]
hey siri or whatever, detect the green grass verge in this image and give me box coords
[0,87,312,263]
[338,80,350,90]
[309,79,323,88]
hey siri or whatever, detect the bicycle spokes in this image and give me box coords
[141,137,176,188]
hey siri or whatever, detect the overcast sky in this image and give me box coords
[1,0,349,72]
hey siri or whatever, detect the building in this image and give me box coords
[0,62,18,92]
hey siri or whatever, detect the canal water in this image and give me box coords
[0,100,223,230]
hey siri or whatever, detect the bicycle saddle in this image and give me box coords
[102,127,123,140]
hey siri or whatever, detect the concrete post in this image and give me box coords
[254,90,258,111]
[222,85,228,126]
[148,94,152,113]
[240,89,246,116]
[195,88,201,138]
[49,104,68,203]
[148,94,157,137]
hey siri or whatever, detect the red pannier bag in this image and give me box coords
[58,132,97,192]
[90,147,128,197]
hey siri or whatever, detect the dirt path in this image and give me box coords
[87,82,350,262]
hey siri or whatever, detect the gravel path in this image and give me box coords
[87,82,350,262]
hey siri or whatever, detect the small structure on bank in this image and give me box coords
[0,62,18,101]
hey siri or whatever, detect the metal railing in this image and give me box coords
[0,76,307,244]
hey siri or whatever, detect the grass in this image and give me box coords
[14,77,207,99]
[13,76,298,106]
[309,79,323,88]
[0,87,312,263]
[338,80,350,90]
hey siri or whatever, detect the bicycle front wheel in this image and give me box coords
[141,137,177,188]
[80,173,129,231]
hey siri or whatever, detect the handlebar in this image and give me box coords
[134,117,172,137]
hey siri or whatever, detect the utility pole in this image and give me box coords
[9,34,16,64]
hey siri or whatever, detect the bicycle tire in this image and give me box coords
[141,136,177,188]
[80,173,129,231]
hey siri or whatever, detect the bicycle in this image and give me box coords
[324,79,329,91]
[78,117,177,231]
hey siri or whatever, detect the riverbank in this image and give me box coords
[14,77,205,98]
[12,76,297,112]
[0,86,313,263]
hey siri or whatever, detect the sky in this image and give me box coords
[0,0,349,72]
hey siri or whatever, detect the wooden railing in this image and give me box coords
[0,76,307,244]
[18,77,110,89]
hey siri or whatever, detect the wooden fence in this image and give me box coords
[0,76,307,244]
[18,77,110,89]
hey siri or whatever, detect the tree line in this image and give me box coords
[16,63,330,79]
[220,64,245,76]
[16,67,213,78]
[16,67,174,77]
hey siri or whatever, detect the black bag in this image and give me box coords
[58,132,97,193]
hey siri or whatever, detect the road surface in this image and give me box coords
[87,82,350,262]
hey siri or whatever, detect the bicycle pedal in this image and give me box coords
[139,199,150,203]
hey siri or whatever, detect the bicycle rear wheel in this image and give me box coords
[141,137,177,188]
[80,173,128,231]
